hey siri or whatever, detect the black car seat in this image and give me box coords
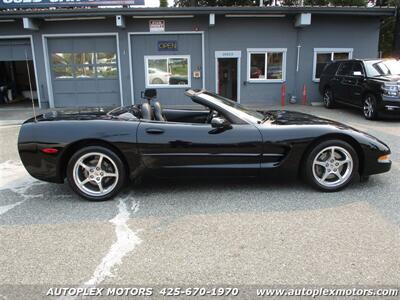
[141,102,153,120]
[153,101,166,121]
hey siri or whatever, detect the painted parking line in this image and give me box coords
[60,194,143,300]
[0,160,46,217]
[85,196,142,286]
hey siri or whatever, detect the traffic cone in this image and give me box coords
[302,84,307,105]
[281,84,286,107]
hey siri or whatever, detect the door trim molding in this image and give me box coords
[42,32,122,108]
[0,35,42,109]
[128,31,205,105]
[215,50,241,103]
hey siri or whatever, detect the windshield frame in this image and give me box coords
[364,59,400,77]
[188,90,266,125]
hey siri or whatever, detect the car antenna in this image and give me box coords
[25,49,37,122]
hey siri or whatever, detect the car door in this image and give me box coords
[334,62,353,102]
[345,62,366,106]
[137,120,263,177]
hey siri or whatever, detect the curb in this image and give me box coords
[0,120,24,127]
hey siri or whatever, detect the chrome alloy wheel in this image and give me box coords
[363,97,373,118]
[72,152,119,197]
[312,146,353,188]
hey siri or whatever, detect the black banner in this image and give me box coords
[0,0,144,9]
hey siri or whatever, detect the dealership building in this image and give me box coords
[0,5,395,108]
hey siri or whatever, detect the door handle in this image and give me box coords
[146,128,164,134]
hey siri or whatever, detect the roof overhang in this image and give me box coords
[0,6,396,20]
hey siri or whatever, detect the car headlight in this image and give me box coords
[378,154,391,163]
[382,83,399,97]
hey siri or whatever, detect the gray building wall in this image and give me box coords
[0,14,381,108]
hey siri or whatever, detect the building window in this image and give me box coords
[247,48,286,82]
[51,52,118,80]
[313,48,353,81]
[145,55,190,87]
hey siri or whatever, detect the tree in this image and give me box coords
[304,0,329,5]
[330,0,368,5]
[160,0,168,7]
[174,0,258,6]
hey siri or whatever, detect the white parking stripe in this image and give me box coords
[0,160,45,217]
[85,196,142,286]
[0,200,24,216]
[0,160,37,192]
[60,195,142,300]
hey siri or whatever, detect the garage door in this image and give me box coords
[48,36,120,108]
[0,39,32,61]
[131,34,203,106]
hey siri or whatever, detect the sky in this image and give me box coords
[145,0,174,7]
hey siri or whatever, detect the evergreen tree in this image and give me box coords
[174,0,258,6]
[160,0,168,7]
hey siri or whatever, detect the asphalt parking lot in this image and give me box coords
[0,104,399,299]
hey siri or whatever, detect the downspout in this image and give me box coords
[292,28,301,103]
[393,6,400,57]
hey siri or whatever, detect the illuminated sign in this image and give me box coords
[158,41,178,51]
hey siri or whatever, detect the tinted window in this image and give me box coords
[352,62,364,76]
[322,62,339,76]
[337,62,352,76]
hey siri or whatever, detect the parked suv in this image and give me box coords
[319,59,400,120]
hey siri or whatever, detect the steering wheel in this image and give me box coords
[206,110,218,124]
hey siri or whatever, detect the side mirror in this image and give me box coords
[353,71,363,77]
[211,117,230,129]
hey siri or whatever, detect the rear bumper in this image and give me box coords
[18,143,64,184]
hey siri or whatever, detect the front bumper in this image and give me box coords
[381,96,400,113]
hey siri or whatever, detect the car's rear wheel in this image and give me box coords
[363,94,378,120]
[67,146,126,201]
[323,87,335,108]
[304,140,358,192]
[152,78,164,84]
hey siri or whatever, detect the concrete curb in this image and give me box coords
[0,120,24,127]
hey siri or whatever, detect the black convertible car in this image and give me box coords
[18,89,391,200]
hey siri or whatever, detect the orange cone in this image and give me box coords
[302,84,307,105]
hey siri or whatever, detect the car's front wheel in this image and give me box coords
[67,146,126,201]
[323,87,335,108]
[152,78,164,84]
[363,94,378,120]
[304,140,358,192]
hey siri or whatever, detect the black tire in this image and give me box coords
[363,94,379,120]
[67,146,126,201]
[152,78,164,85]
[304,140,359,192]
[323,87,335,108]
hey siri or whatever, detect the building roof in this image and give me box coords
[0,6,396,19]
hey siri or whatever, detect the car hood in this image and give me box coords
[259,110,390,148]
[260,110,349,127]
[370,74,400,82]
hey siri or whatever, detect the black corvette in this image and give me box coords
[18,89,391,200]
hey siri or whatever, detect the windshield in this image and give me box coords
[200,92,266,121]
[364,59,400,77]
